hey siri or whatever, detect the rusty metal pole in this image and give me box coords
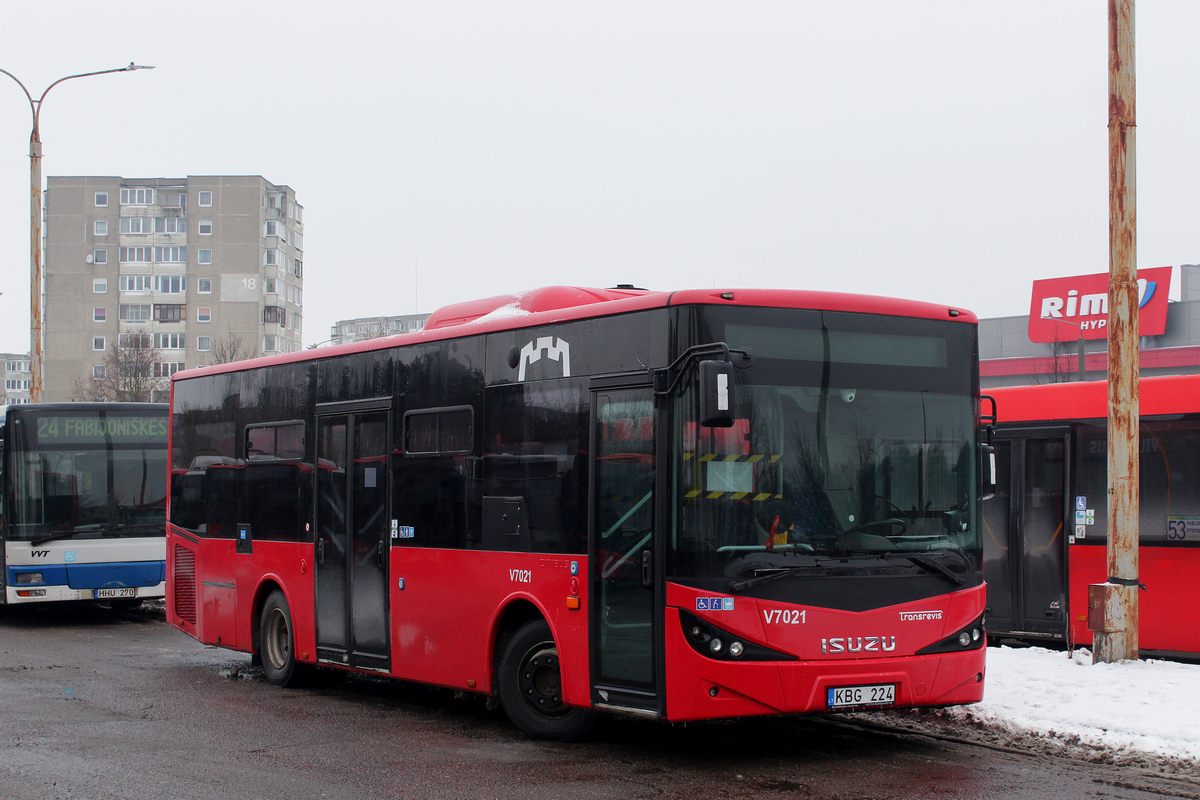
[1092,0,1140,664]
[30,129,44,402]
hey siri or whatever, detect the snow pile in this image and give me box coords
[943,646,1200,763]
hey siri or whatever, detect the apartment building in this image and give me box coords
[43,175,304,401]
[327,313,430,347]
[0,354,32,406]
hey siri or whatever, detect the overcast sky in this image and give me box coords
[2,1,1198,354]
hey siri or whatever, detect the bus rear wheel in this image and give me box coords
[498,620,596,741]
[260,590,302,687]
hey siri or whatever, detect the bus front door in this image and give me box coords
[314,409,391,672]
[589,383,661,717]
[983,430,1070,642]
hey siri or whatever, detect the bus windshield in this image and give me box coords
[669,307,981,588]
[4,409,167,542]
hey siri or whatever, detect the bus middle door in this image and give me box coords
[314,404,391,672]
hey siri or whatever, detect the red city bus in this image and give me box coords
[984,375,1200,659]
[167,286,989,739]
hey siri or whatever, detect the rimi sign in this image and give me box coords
[1028,267,1172,343]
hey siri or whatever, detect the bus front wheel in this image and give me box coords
[497,620,596,741]
[260,590,302,687]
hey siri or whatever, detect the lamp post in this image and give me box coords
[1,63,154,402]
[1040,316,1087,381]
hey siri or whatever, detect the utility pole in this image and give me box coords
[0,63,154,402]
[1091,0,1140,663]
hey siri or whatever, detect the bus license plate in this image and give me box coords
[827,684,896,709]
[95,588,136,599]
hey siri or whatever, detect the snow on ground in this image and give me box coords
[944,645,1200,763]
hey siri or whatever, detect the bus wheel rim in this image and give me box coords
[519,643,567,717]
[266,608,289,668]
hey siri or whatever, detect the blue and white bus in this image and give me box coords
[1,403,168,606]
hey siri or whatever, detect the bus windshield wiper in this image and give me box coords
[875,551,967,587]
[727,565,826,593]
[30,530,85,546]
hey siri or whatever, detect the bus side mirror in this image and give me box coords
[698,360,734,428]
[980,443,997,501]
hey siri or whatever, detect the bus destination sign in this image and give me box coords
[33,415,168,446]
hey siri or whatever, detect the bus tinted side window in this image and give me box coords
[243,422,310,543]
[394,407,474,549]
[481,379,588,554]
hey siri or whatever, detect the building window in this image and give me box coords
[198,249,212,265]
[93,249,108,265]
[154,216,186,234]
[94,192,109,207]
[264,249,281,266]
[6,360,29,372]
[294,233,303,251]
[94,220,108,236]
[264,278,277,294]
[93,336,106,351]
[409,319,425,331]
[198,220,212,235]
[93,307,107,322]
[93,278,107,294]
[294,314,302,332]
[120,217,150,234]
[293,258,302,278]
[264,220,280,237]
[197,278,212,293]
[197,336,211,352]
[197,307,211,323]
[262,334,278,352]
[154,332,185,349]
[153,362,185,378]
[119,332,151,348]
[119,275,152,292]
[120,187,154,205]
[119,246,152,263]
[198,191,212,207]
[163,192,186,208]
[154,246,186,263]
[263,306,286,326]
[119,304,151,322]
[93,365,106,380]
[154,275,185,294]
[154,304,185,322]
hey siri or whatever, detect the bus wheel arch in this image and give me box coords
[494,611,597,741]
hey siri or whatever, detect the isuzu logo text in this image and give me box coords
[822,636,897,654]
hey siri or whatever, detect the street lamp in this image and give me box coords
[1,62,155,402]
[1041,315,1087,381]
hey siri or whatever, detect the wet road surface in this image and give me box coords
[0,603,1197,800]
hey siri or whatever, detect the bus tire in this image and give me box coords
[260,590,302,687]
[497,619,596,741]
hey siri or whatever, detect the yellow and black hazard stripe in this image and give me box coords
[684,490,783,501]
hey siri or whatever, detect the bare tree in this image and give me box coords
[73,330,162,402]
[1032,340,1072,385]
[206,329,252,365]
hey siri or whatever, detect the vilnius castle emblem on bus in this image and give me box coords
[516,336,571,381]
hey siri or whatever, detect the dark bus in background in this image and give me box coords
[1,403,168,607]
[985,375,1200,659]
[167,285,989,739]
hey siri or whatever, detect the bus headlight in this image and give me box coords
[15,573,43,584]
